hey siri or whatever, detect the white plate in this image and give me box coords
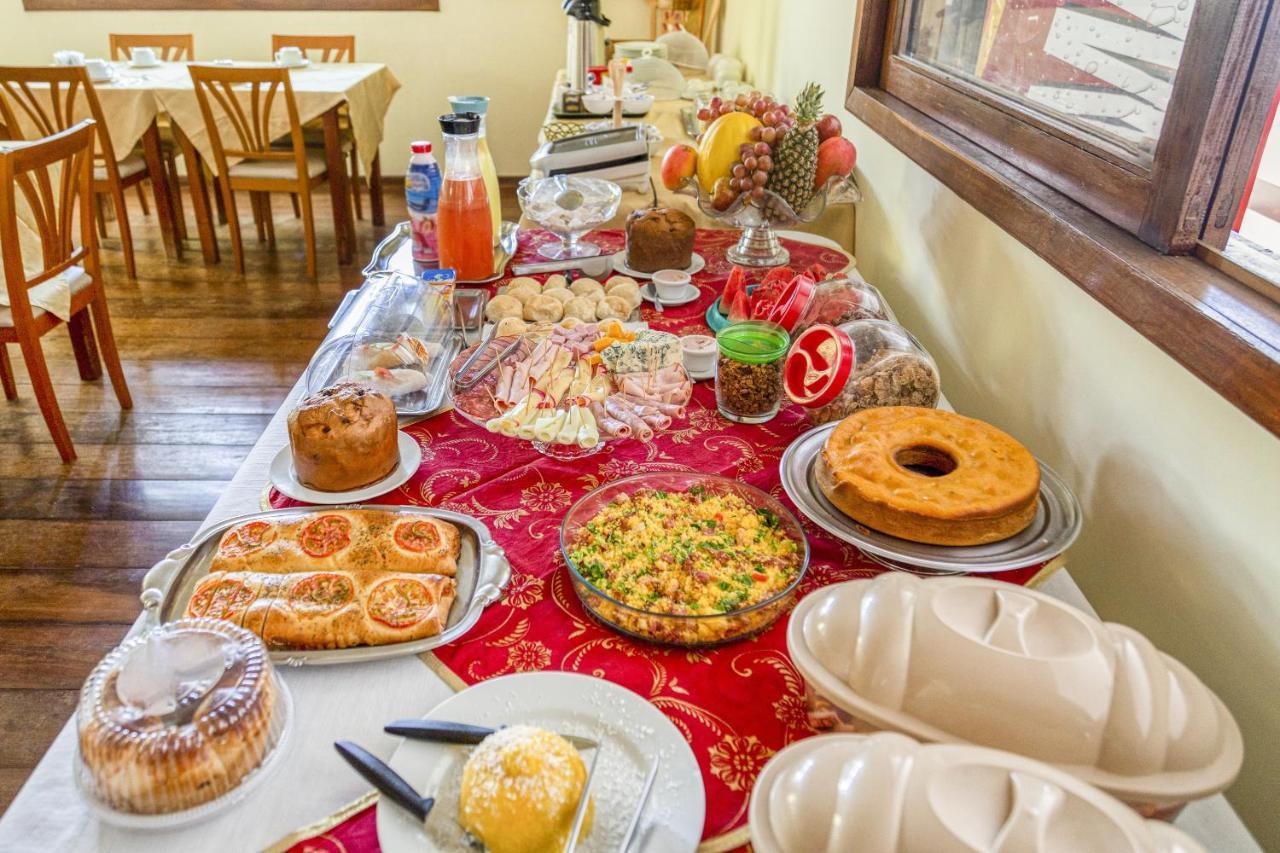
[268,431,421,504]
[639,282,699,306]
[276,58,311,69]
[377,672,705,853]
[610,251,705,280]
[127,60,162,69]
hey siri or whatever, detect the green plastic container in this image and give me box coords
[716,321,790,423]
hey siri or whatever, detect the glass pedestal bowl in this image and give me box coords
[678,173,861,267]
[518,175,623,260]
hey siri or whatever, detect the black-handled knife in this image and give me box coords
[385,719,598,751]
[334,740,435,824]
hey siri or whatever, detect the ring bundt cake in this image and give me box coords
[818,406,1040,545]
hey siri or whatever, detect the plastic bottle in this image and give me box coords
[405,140,442,264]
[447,95,502,244]
[436,112,495,281]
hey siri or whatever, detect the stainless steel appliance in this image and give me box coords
[557,0,610,117]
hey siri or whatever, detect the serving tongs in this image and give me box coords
[384,719,600,853]
[452,329,522,392]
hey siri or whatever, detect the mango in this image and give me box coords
[695,111,762,193]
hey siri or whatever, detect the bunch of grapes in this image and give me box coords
[698,92,798,206]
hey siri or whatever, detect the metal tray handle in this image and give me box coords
[139,543,199,625]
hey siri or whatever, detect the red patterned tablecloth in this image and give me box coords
[272,230,1054,852]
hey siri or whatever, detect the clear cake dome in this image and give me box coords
[75,618,291,822]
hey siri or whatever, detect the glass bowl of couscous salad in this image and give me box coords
[560,472,810,646]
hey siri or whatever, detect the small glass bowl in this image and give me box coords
[517,175,622,260]
[559,471,810,647]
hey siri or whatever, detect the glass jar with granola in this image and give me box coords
[716,321,790,424]
[783,319,940,425]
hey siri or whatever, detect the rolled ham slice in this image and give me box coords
[589,400,630,438]
[606,397,652,442]
[615,394,685,418]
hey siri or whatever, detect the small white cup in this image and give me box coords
[130,46,158,66]
[274,46,304,66]
[84,59,111,81]
[53,50,85,67]
[652,269,691,301]
[681,334,716,376]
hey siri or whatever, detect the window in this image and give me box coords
[846,0,1280,435]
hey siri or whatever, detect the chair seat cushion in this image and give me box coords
[229,152,328,181]
[0,266,93,327]
[94,152,147,181]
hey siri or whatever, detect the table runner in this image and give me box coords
[271,230,1052,851]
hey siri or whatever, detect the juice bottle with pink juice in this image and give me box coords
[436,112,494,282]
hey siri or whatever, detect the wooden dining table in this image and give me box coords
[56,60,400,266]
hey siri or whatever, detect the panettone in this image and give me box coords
[625,206,695,273]
[287,382,398,492]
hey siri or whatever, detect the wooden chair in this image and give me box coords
[0,67,146,279]
[188,64,332,277]
[270,34,382,224]
[108,34,195,243]
[108,33,194,63]
[0,120,132,463]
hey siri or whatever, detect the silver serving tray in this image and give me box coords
[364,220,520,285]
[139,505,511,666]
[303,332,461,418]
[779,422,1081,573]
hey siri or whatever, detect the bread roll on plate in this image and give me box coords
[209,509,461,576]
[486,294,523,323]
[542,287,574,306]
[523,294,563,323]
[564,296,598,322]
[596,294,631,321]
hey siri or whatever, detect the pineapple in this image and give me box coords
[768,82,823,212]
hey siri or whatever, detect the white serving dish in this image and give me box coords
[787,573,1244,817]
[377,672,704,853]
[269,430,421,504]
[610,251,705,280]
[138,505,511,666]
[750,732,1206,853]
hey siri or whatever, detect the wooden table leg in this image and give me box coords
[67,311,102,381]
[176,128,219,265]
[139,120,181,258]
[370,150,385,227]
[322,106,355,265]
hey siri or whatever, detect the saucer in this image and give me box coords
[640,282,699,306]
[128,60,162,69]
[269,431,421,504]
[684,363,715,382]
[276,58,311,69]
[610,251,706,279]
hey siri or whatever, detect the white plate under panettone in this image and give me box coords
[609,251,705,279]
[269,431,421,504]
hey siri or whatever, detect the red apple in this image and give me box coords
[815,114,842,142]
[660,143,698,191]
[814,136,857,189]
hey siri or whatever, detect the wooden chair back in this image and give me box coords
[187,64,308,182]
[0,120,97,314]
[270,34,355,63]
[0,67,119,185]
[108,33,194,62]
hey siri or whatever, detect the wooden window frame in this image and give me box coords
[848,0,1280,436]
[23,0,437,10]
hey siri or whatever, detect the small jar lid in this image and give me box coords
[765,275,816,332]
[717,321,789,364]
[438,112,481,135]
[784,324,855,407]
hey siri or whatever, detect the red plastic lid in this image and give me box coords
[411,140,433,154]
[784,324,855,407]
[766,275,817,332]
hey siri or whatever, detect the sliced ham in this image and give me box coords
[588,401,630,438]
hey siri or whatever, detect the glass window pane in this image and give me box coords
[903,0,1199,161]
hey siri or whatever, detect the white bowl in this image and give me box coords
[622,93,654,114]
[581,92,615,115]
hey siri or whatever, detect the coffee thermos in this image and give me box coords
[564,0,610,95]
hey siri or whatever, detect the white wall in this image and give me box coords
[725,1,1280,847]
[0,0,652,175]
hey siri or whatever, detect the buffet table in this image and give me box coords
[0,229,1261,852]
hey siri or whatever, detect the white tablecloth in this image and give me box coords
[0,235,1261,852]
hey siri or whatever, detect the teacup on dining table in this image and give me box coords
[83,59,113,82]
[274,46,305,67]
[652,268,692,301]
[52,50,85,67]
[129,46,159,67]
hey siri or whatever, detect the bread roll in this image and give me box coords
[504,280,539,303]
[494,317,529,337]
[604,275,639,294]
[609,282,641,311]
[564,296,598,322]
[595,295,631,321]
[486,294,523,323]
[544,274,569,291]
[542,287,574,306]
[524,294,563,323]
[569,279,604,302]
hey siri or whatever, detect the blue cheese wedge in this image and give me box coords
[600,331,682,374]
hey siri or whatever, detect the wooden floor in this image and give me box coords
[0,180,525,814]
